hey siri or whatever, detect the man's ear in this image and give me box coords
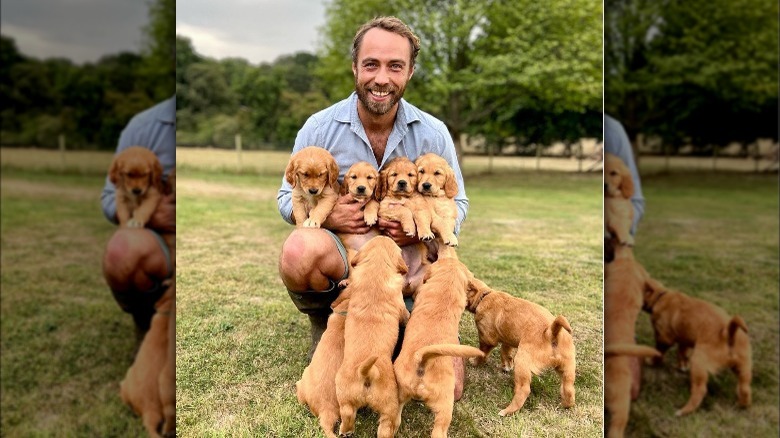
[408,64,415,81]
[352,62,358,78]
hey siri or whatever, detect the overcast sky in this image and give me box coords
[0,0,148,63]
[0,0,327,65]
[176,0,327,64]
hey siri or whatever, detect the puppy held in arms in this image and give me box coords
[109,146,164,228]
[415,153,460,247]
[285,146,340,228]
[604,153,635,247]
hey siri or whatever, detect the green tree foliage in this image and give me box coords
[606,0,779,150]
[317,0,603,158]
[0,0,173,149]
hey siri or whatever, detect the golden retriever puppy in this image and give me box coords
[643,283,752,416]
[296,295,351,438]
[415,153,459,247]
[335,236,410,438]
[364,157,433,239]
[394,255,484,437]
[109,146,164,228]
[604,153,635,247]
[465,277,577,416]
[158,281,175,438]
[285,146,340,228]
[604,243,662,438]
[340,161,379,206]
[120,282,174,438]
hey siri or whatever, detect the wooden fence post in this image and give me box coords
[59,134,66,169]
[235,134,242,171]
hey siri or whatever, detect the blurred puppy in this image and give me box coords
[109,146,164,228]
[604,243,661,438]
[604,153,635,246]
[394,255,484,436]
[643,283,752,416]
[465,277,577,416]
[158,281,175,437]
[415,153,459,247]
[335,236,410,438]
[364,157,433,239]
[296,294,351,438]
[120,282,174,438]
[285,146,340,228]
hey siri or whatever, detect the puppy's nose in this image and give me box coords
[398,180,407,188]
[132,188,143,195]
[308,187,319,195]
[422,182,432,191]
[357,186,366,193]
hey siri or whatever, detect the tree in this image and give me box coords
[317,0,603,162]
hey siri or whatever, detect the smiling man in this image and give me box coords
[276,17,469,399]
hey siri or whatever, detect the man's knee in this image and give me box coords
[104,229,167,289]
[279,229,343,291]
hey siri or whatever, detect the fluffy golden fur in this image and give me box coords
[296,295,351,438]
[643,283,752,416]
[465,277,577,416]
[604,243,661,438]
[364,157,433,239]
[158,281,175,437]
[335,236,410,438]
[109,146,164,228]
[394,255,484,437]
[120,282,174,438]
[415,153,459,247]
[285,146,340,228]
[604,153,635,247]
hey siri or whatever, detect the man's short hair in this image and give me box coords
[351,16,421,67]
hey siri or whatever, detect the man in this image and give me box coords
[277,17,469,399]
[102,96,176,346]
[604,113,645,401]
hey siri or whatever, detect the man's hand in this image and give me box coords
[321,195,371,234]
[148,194,176,234]
[377,217,420,247]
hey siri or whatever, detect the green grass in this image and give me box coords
[1,167,147,436]
[176,164,604,437]
[627,172,779,436]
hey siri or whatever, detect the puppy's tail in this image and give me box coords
[605,344,662,358]
[726,315,749,348]
[414,344,484,370]
[358,356,380,383]
[550,315,572,345]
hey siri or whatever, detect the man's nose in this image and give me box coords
[374,67,389,85]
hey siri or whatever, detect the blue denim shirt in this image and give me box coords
[101,97,176,223]
[277,92,469,234]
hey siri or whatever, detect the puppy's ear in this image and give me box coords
[152,158,164,189]
[339,174,350,196]
[396,255,409,276]
[643,277,665,303]
[467,277,490,296]
[351,248,365,267]
[108,158,120,185]
[444,166,458,198]
[328,158,340,189]
[620,169,634,198]
[374,169,388,201]
[285,157,297,188]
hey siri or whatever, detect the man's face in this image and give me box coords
[352,28,415,116]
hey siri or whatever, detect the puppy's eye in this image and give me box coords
[419,169,425,174]
[609,171,617,176]
[350,175,357,179]
[434,170,442,176]
[390,172,398,177]
[367,175,374,180]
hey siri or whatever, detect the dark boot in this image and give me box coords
[288,288,341,361]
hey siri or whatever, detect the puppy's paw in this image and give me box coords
[468,357,482,366]
[364,213,378,226]
[419,231,435,241]
[501,364,513,373]
[445,235,459,247]
[302,219,320,228]
[127,218,143,228]
[404,228,416,237]
[338,279,350,288]
[498,409,510,417]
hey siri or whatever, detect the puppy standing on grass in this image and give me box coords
[109,146,164,228]
[335,236,410,438]
[642,282,752,416]
[605,153,635,247]
[394,253,484,437]
[285,146,340,228]
[120,282,174,438]
[465,277,577,416]
[415,153,460,247]
[296,294,351,438]
[364,157,433,240]
[604,242,661,438]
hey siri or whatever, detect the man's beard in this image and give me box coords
[355,80,406,116]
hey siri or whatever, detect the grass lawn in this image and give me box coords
[627,172,779,436]
[175,155,604,437]
[1,165,147,436]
